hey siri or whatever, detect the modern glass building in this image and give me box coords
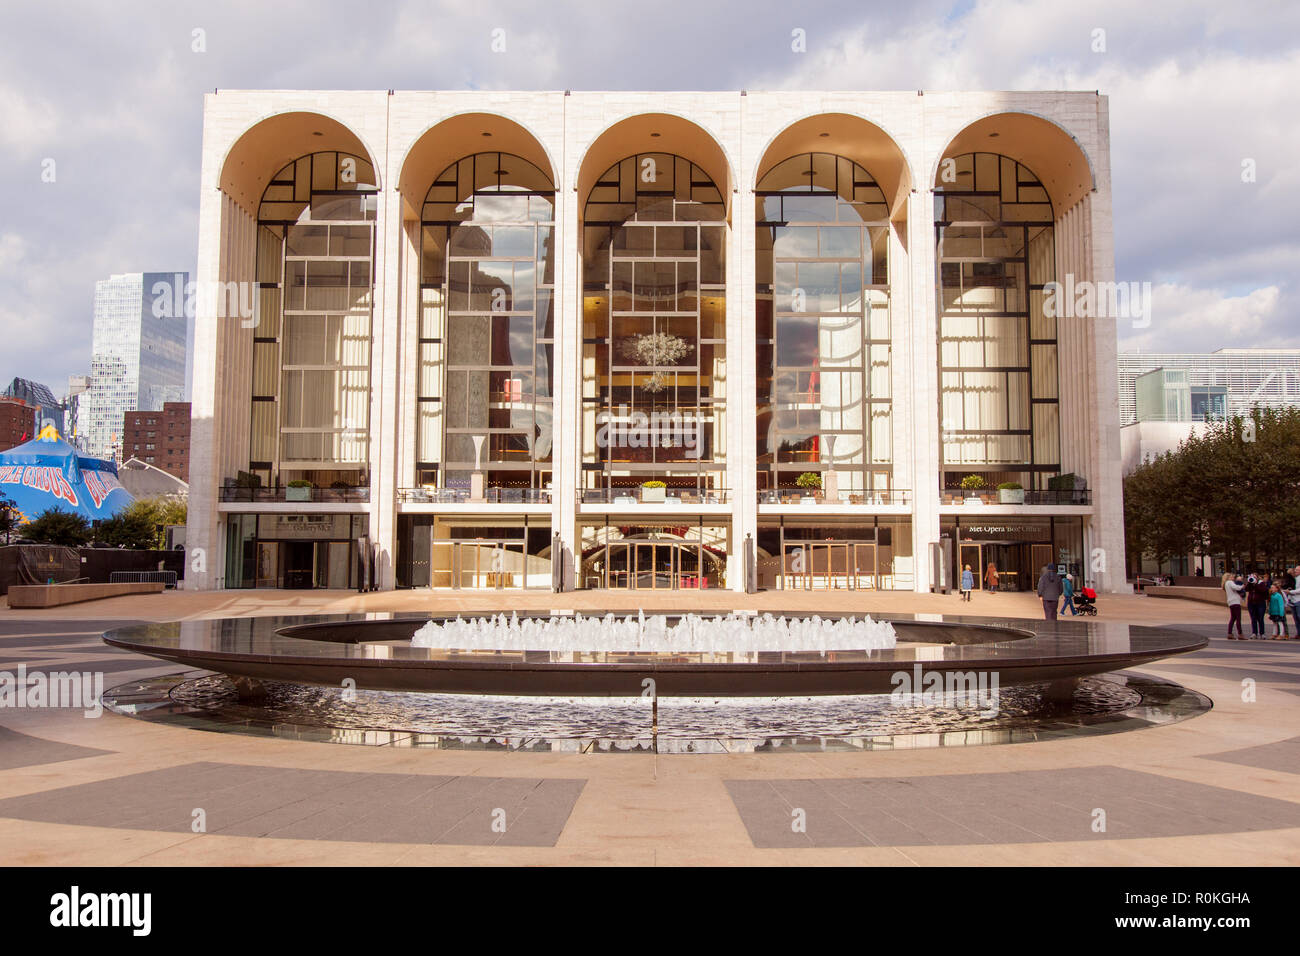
[1,378,63,434]
[1118,349,1300,424]
[85,273,189,460]
[187,91,1126,593]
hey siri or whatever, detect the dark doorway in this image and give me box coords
[283,541,315,589]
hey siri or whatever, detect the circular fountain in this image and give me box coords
[101,610,1209,752]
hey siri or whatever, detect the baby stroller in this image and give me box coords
[1073,586,1098,616]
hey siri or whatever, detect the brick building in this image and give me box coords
[122,401,191,480]
[0,398,36,452]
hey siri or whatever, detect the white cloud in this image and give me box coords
[1119,283,1285,352]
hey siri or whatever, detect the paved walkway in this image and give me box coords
[0,590,1295,865]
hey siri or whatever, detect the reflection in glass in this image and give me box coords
[756,153,892,496]
[418,153,556,490]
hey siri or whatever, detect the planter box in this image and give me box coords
[640,487,665,503]
[285,486,312,502]
[964,495,984,505]
[998,488,1025,504]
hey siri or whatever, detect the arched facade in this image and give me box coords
[188,91,1127,596]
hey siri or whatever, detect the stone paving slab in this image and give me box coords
[1202,736,1300,775]
[0,761,586,847]
[724,766,1300,848]
[0,725,113,771]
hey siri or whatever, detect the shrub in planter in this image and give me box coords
[640,480,666,502]
[997,481,1025,503]
[796,472,822,489]
[959,474,986,491]
[286,479,313,501]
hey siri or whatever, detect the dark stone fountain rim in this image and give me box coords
[101,611,1208,697]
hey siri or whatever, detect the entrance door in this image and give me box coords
[1030,544,1053,582]
[283,541,316,589]
[853,543,876,590]
[959,544,982,589]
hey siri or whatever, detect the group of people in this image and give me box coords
[1224,567,1300,640]
[958,563,1002,601]
[958,562,1081,620]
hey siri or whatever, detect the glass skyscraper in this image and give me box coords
[85,272,188,460]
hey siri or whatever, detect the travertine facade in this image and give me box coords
[187,90,1127,594]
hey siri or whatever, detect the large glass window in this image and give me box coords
[252,152,377,484]
[418,153,555,492]
[756,153,892,496]
[581,154,726,498]
[935,153,1058,489]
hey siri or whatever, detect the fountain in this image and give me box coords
[101,608,1210,752]
[411,611,898,655]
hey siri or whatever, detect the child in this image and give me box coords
[960,564,974,602]
[1269,584,1288,639]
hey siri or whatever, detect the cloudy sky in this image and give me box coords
[1,0,1295,395]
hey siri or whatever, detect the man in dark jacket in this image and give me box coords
[1037,565,1063,620]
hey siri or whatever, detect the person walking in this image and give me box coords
[1224,572,1245,639]
[1060,572,1077,616]
[1037,564,1062,620]
[960,564,975,602]
[1246,573,1269,639]
[985,562,999,593]
[1268,584,1288,639]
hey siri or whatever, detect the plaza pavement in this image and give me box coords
[0,587,1296,866]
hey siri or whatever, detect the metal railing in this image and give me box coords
[939,488,1091,506]
[758,489,911,506]
[578,488,729,505]
[109,570,178,589]
[219,485,370,503]
[398,487,552,504]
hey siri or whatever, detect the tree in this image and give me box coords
[95,497,187,550]
[1124,406,1300,571]
[95,508,160,550]
[19,509,93,547]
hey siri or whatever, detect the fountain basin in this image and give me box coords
[101,612,1206,698]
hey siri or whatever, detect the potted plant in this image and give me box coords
[796,472,821,504]
[286,478,313,502]
[640,480,666,503]
[997,481,1025,504]
[959,474,986,505]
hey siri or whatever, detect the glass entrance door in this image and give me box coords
[959,544,982,590]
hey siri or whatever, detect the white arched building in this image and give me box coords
[187,90,1126,595]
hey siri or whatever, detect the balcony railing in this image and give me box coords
[398,487,552,504]
[579,488,729,505]
[940,489,1092,506]
[219,485,370,503]
[758,489,912,506]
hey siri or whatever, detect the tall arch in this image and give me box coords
[932,111,1095,213]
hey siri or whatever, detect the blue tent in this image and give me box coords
[0,426,133,523]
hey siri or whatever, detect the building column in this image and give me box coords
[554,100,580,590]
[907,187,941,592]
[730,114,757,593]
[370,143,402,590]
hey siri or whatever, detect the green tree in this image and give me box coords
[96,497,187,550]
[19,509,93,547]
[1124,406,1300,571]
